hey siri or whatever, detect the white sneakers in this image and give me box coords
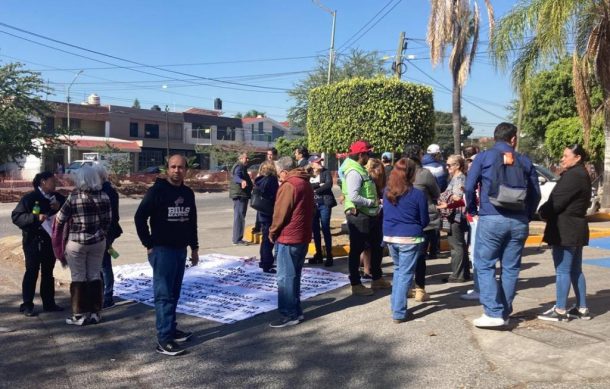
[473,314,508,328]
[460,289,480,301]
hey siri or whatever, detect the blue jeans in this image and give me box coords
[259,221,275,270]
[101,238,115,305]
[552,246,587,310]
[312,203,332,256]
[148,246,187,344]
[469,219,479,293]
[475,214,528,319]
[389,243,420,320]
[232,198,248,243]
[276,242,308,319]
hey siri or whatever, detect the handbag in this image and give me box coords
[250,187,274,215]
[51,216,71,267]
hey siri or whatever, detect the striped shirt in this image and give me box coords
[56,190,111,245]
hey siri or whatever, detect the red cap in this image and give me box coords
[348,140,374,155]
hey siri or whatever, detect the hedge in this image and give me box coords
[306,77,434,154]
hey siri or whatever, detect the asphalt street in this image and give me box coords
[1,191,610,388]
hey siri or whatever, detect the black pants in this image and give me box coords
[347,213,383,285]
[415,229,436,288]
[22,237,56,308]
[447,221,470,281]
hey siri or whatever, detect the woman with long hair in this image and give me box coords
[309,155,337,266]
[438,154,470,283]
[55,166,111,325]
[538,145,592,321]
[255,160,279,273]
[403,144,440,301]
[12,172,66,316]
[383,158,429,323]
[360,158,386,277]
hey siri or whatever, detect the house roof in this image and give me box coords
[241,117,264,124]
[184,108,221,116]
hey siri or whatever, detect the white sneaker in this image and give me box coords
[473,314,507,328]
[460,289,480,301]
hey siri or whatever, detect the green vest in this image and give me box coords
[341,158,379,216]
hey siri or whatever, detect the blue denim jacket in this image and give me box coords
[465,142,541,220]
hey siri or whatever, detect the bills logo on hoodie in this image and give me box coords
[168,196,191,219]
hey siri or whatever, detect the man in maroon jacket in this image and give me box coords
[269,156,314,328]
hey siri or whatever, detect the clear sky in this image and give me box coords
[0,0,517,137]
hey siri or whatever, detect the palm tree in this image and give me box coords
[490,0,610,206]
[427,0,495,154]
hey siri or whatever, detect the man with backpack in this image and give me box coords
[465,123,541,328]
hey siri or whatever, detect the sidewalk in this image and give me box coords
[1,217,610,387]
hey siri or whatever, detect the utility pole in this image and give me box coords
[392,32,407,79]
[66,70,83,164]
[313,0,336,84]
[165,105,170,158]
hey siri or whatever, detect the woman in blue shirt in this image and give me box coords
[383,158,429,323]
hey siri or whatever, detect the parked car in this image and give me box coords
[533,163,600,217]
[65,160,99,174]
[140,166,161,174]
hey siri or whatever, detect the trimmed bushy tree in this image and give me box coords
[306,77,434,154]
[544,116,605,165]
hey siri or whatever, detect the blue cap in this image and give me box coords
[381,152,393,160]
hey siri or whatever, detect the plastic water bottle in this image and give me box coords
[107,246,120,259]
[32,201,41,215]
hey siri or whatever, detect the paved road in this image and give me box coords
[2,191,610,388]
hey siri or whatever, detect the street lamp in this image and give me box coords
[66,70,83,163]
[313,0,336,85]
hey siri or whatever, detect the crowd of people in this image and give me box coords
[11,121,594,357]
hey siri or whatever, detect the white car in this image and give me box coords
[534,164,599,216]
[534,164,558,213]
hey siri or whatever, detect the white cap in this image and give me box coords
[427,144,441,154]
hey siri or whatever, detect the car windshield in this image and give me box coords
[535,164,559,182]
[67,162,82,170]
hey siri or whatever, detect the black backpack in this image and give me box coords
[488,150,528,211]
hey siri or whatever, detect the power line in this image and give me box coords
[0,22,290,92]
[406,59,506,120]
[337,0,403,54]
[336,0,397,52]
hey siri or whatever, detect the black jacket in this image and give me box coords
[229,163,253,199]
[540,163,591,247]
[101,181,123,241]
[12,189,66,245]
[134,178,199,250]
[311,168,336,208]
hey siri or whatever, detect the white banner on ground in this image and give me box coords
[113,253,350,324]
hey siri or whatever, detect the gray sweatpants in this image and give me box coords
[65,239,106,282]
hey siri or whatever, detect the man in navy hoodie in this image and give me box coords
[135,154,199,356]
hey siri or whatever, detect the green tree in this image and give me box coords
[307,77,434,154]
[244,110,265,118]
[274,136,308,158]
[0,63,73,165]
[132,98,141,109]
[234,112,243,119]
[287,49,389,130]
[93,143,132,176]
[427,0,495,154]
[490,0,610,206]
[545,116,605,165]
[434,111,474,154]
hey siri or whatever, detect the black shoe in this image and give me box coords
[269,316,301,328]
[156,341,186,356]
[233,240,251,246]
[43,304,64,312]
[538,307,569,322]
[262,268,277,274]
[308,253,323,264]
[102,300,116,310]
[324,257,334,267]
[567,306,592,320]
[362,273,373,280]
[173,329,193,342]
[20,304,36,317]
